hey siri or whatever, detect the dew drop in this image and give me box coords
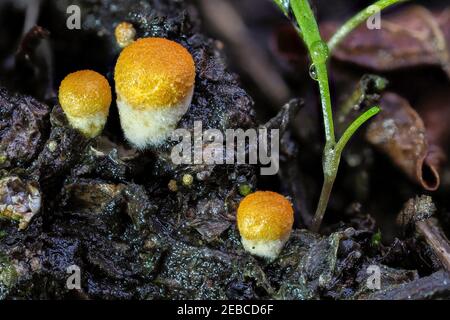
[374,77,388,91]
[309,64,318,81]
[280,0,290,11]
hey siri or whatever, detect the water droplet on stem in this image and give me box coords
[309,64,318,81]
[280,0,290,12]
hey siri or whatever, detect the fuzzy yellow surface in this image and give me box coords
[115,22,136,48]
[58,70,112,118]
[237,191,294,241]
[114,38,195,110]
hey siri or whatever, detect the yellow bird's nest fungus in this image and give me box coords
[58,70,112,138]
[114,37,195,110]
[114,37,196,148]
[237,191,294,260]
[59,70,111,118]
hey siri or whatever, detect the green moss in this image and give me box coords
[0,154,7,165]
[182,174,194,187]
[238,184,252,197]
[371,230,382,248]
[0,254,18,299]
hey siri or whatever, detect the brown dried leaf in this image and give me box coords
[417,87,450,150]
[416,88,449,180]
[366,92,443,191]
[324,6,450,78]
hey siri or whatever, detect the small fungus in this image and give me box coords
[115,22,136,48]
[58,70,112,138]
[114,38,196,148]
[237,191,294,260]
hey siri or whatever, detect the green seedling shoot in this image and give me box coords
[273,0,409,232]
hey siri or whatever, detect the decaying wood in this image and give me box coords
[397,196,450,273]
[416,219,450,273]
[369,270,450,300]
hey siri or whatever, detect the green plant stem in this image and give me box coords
[290,0,339,232]
[311,169,337,232]
[311,107,380,232]
[290,0,334,144]
[273,0,289,17]
[327,0,410,52]
[336,106,380,155]
[273,0,383,232]
[290,0,322,48]
[315,63,335,145]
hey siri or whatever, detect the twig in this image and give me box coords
[22,0,42,36]
[198,0,291,108]
[397,196,450,273]
[416,219,450,272]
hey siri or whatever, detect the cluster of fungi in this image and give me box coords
[58,22,294,261]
